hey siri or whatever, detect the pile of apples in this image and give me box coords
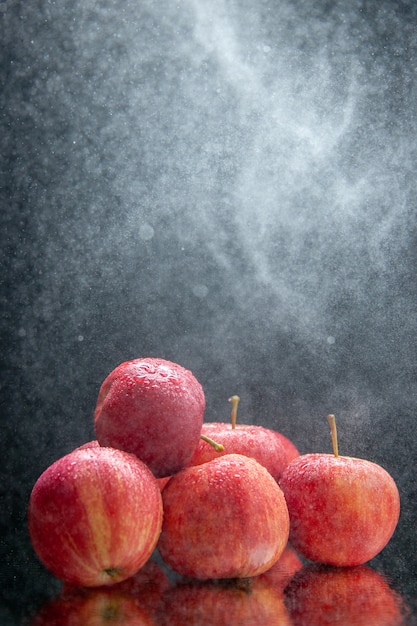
[28,357,401,593]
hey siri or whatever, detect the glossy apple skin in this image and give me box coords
[94,358,206,477]
[28,447,163,586]
[158,453,290,580]
[187,422,289,481]
[75,440,171,492]
[279,453,400,566]
[285,564,409,626]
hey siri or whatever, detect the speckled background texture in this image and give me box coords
[2,1,417,623]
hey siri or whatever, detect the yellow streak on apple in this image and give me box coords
[60,527,99,578]
[75,466,120,580]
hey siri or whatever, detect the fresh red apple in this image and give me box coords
[28,446,163,586]
[187,422,288,482]
[158,453,290,579]
[75,440,171,492]
[187,396,297,481]
[156,577,292,626]
[94,357,206,477]
[285,563,409,626]
[279,415,400,566]
[157,476,171,491]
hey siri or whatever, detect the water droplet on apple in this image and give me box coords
[213,469,224,483]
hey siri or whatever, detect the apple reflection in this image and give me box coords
[284,563,409,626]
[29,552,411,626]
[30,589,154,626]
[155,545,301,625]
[255,545,303,593]
[29,551,299,625]
[30,559,169,626]
[156,577,291,626]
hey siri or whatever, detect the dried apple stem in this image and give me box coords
[228,395,240,429]
[200,434,224,452]
[327,414,339,457]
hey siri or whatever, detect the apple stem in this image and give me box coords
[104,567,122,579]
[200,434,225,452]
[327,414,339,457]
[228,395,240,429]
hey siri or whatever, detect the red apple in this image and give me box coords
[285,563,409,626]
[94,357,206,477]
[157,476,171,491]
[28,446,163,586]
[158,453,290,579]
[75,440,171,492]
[187,422,289,482]
[187,396,298,481]
[279,415,400,566]
[156,577,292,626]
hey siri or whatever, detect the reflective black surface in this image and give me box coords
[2,0,417,623]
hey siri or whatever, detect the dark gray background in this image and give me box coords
[1,0,417,623]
